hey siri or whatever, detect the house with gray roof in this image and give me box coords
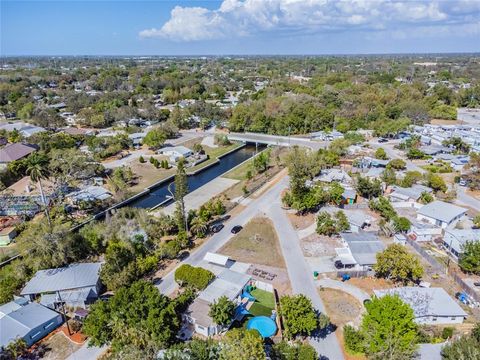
[443,229,480,258]
[0,143,37,168]
[417,201,467,229]
[373,287,467,325]
[336,232,385,269]
[21,263,102,309]
[0,299,63,348]
[389,184,432,203]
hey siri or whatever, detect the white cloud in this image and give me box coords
[139,0,480,41]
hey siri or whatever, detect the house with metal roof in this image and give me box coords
[336,232,385,269]
[0,299,63,347]
[443,229,480,258]
[389,184,433,203]
[417,201,467,229]
[183,268,251,337]
[373,287,467,325]
[21,263,102,309]
[158,146,193,162]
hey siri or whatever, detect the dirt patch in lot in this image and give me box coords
[301,233,341,257]
[219,217,285,268]
[40,332,81,360]
[319,288,364,326]
[287,211,316,231]
[346,277,395,296]
[319,288,367,360]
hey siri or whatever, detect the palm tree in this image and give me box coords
[26,153,52,229]
[190,216,208,238]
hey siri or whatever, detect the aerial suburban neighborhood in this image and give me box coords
[1,1,480,360]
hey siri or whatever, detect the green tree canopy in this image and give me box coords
[374,244,424,283]
[209,295,236,326]
[362,295,418,360]
[279,294,318,339]
[219,329,266,360]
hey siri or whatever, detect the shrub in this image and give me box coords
[442,327,454,339]
[174,264,215,290]
[139,155,145,163]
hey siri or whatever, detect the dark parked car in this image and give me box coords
[378,138,388,143]
[211,224,224,233]
[231,225,243,234]
[474,282,480,287]
[334,260,355,269]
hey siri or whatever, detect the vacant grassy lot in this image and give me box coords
[219,217,285,268]
[128,155,175,193]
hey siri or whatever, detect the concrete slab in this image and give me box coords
[157,177,239,216]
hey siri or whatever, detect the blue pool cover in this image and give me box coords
[246,316,277,338]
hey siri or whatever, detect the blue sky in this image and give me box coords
[2,0,480,55]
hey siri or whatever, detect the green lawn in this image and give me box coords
[249,288,275,317]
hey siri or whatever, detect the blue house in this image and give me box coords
[0,299,63,348]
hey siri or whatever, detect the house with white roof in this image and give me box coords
[388,184,432,204]
[416,201,467,229]
[158,145,193,162]
[373,287,467,325]
[0,298,63,348]
[21,263,103,309]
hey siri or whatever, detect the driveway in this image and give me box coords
[267,197,344,360]
[316,278,370,303]
[65,343,107,360]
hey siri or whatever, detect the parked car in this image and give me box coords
[459,179,468,187]
[334,260,355,269]
[211,224,224,233]
[474,282,480,287]
[378,138,388,143]
[231,225,243,234]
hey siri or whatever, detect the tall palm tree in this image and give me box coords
[190,216,208,238]
[26,153,52,229]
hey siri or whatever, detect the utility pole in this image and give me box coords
[57,291,72,336]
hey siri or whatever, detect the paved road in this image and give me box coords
[66,343,107,360]
[156,172,288,295]
[317,278,370,303]
[228,132,328,151]
[267,198,344,360]
[456,185,480,209]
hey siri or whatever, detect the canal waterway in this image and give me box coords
[129,143,264,209]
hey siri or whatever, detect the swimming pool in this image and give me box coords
[246,316,277,338]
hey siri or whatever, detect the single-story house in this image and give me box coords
[315,168,352,184]
[66,186,112,204]
[389,184,433,203]
[373,287,467,325]
[0,176,58,216]
[0,226,17,246]
[128,132,147,147]
[417,201,467,229]
[0,298,63,348]
[0,143,37,168]
[408,221,442,242]
[21,262,103,309]
[336,232,385,269]
[443,229,480,258]
[183,268,251,337]
[158,146,193,162]
[323,207,372,233]
[19,125,46,138]
[420,145,452,156]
